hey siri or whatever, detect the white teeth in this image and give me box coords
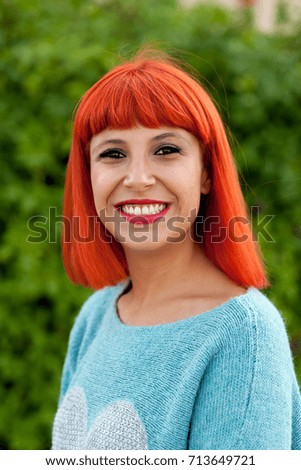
[121,203,167,215]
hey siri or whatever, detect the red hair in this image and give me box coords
[62,49,270,290]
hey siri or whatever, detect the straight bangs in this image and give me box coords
[73,60,212,158]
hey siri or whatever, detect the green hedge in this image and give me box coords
[1,0,300,449]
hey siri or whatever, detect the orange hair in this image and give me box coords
[62,49,270,290]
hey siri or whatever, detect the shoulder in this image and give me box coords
[67,280,128,362]
[73,279,127,326]
[222,287,295,375]
[215,287,290,338]
[200,286,294,371]
[236,288,290,343]
[74,284,113,321]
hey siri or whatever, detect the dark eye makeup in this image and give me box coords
[97,149,126,160]
[154,145,181,156]
[97,144,181,161]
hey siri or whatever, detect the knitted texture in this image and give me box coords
[52,280,301,450]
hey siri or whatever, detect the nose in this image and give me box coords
[123,157,156,191]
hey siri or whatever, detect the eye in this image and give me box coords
[98,149,126,160]
[155,145,181,156]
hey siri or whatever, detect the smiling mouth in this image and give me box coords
[115,203,171,224]
[119,203,167,215]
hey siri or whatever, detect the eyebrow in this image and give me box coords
[98,139,125,145]
[151,132,188,143]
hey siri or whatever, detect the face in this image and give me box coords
[90,126,211,251]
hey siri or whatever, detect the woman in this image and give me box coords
[52,49,301,450]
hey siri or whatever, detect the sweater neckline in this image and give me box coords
[109,279,256,331]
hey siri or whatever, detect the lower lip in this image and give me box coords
[116,205,171,225]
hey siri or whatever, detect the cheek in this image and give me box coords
[174,164,202,201]
[90,170,109,211]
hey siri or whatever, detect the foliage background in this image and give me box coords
[0,0,301,450]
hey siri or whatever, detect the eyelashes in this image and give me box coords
[154,145,181,156]
[97,145,181,161]
[98,149,126,160]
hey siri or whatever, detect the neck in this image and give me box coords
[122,235,223,308]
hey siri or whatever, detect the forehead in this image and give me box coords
[90,126,199,149]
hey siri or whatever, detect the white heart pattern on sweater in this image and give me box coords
[52,386,148,450]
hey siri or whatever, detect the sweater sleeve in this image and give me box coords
[188,298,299,450]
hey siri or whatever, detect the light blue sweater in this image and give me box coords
[52,279,301,450]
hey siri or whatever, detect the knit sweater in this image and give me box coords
[52,279,301,450]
